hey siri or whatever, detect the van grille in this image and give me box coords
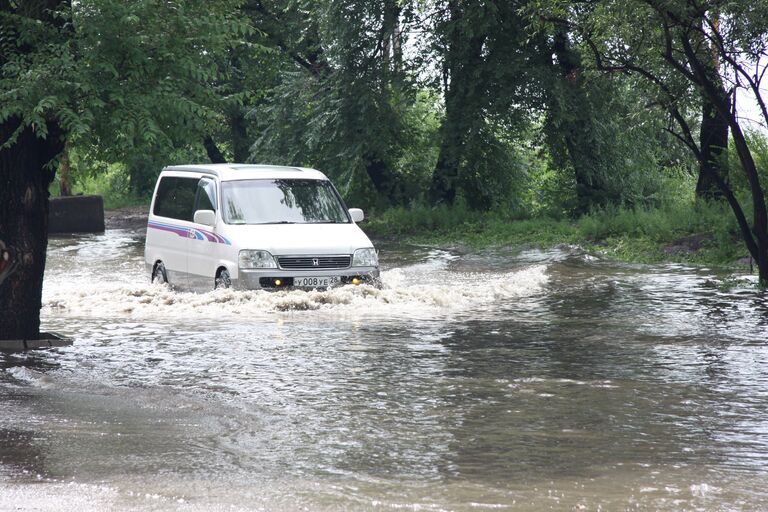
[278,255,351,270]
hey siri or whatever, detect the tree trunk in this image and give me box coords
[697,97,729,200]
[364,152,402,205]
[203,135,227,164]
[229,110,250,163]
[694,87,767,284]
[729,119,768,285]
[550,28,606,215]
[0,118,63,340]
[59,140,72,196]
[428,1,484,205]
[429,114,463,205]
[382,0,401,73]
[1,0,67,340]
[696,17,728,201]
[677,29,768,285]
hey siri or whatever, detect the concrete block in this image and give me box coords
[49,195,105,233]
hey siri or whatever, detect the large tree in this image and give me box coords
[545,26,610,213]
[427,0,535,209]
[536,0,768,284]
[1,0,70,340]
[0,0,244,340]
[246,0,416,205]
[540,24,680,214]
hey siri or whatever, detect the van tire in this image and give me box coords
[215,268,231,290]
[152,262,168,284]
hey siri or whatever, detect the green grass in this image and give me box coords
[365,200,749,268]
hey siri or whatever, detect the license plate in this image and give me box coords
[293,276,341,288]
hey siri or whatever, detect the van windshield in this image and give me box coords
[221,179,350,225]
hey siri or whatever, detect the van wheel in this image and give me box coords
[215,268,231,290]
[152,262,168,284]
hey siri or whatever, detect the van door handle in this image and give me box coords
[188,230,195,239]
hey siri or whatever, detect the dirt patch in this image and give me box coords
[662,233,714,255]
[105,205,149,231]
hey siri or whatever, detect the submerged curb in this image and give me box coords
[0,332,72,352]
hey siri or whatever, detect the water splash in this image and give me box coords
[42,265,548,322]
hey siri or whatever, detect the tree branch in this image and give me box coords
[664,126,699,157]
[243,0,330,78]
[700,15,768,129]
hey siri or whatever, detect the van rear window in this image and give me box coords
[153,177,198,221]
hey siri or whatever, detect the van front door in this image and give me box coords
[187,177,220,291]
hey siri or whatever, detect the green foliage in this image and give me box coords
[49,162,145,209]
[527,0,768,285]
[394,90,442,198]
[0,3,77,146]
[248,0,424,208]
[455,126,529,211]
[577,200,745,264]
[579,201,725,242]
[74,0,249,159]
[426,0,538,209]
[2,0,249,164]
[557,75,691,207]
[69,140,209,196]
[524,141,577,219]
[6,0,766,264]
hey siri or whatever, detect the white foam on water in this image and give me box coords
[0,483,119,512]
[42,265,548,323]
[3,367,59,388]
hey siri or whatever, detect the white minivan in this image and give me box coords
[144,164,379,291]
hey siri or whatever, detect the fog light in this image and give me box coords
[274,279,282,286]
[352,277,361,285]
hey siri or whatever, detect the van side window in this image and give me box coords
[195,178,217,212]
[153,177,198,221]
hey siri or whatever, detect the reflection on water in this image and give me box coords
[1,230,768,510]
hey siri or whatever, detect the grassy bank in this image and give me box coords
[365,201,751,269]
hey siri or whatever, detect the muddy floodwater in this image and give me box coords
[2,229,768,511]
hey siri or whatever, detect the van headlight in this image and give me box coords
[352,248,378,267]
[239,250,277,269]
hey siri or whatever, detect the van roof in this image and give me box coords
[161,164,327,181]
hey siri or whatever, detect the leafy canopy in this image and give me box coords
[1,0,249,161]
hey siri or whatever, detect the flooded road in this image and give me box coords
[2,229,768,510]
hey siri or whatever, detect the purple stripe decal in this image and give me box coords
[197,227,231,245]
[148,221,188,238]
[148,221,231,246]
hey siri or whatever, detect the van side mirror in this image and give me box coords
[193,209,216,227]
[349,208,364,223]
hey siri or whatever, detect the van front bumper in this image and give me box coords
[234,267,380,290]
